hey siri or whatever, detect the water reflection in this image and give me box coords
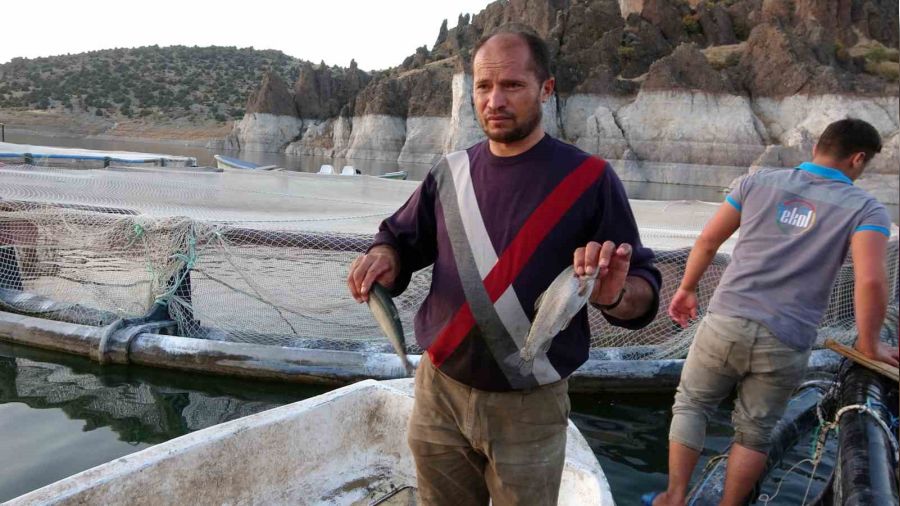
[568,392,834,505]
[0,342,326,501]
[0,343,325,442]
[569,392,733,503]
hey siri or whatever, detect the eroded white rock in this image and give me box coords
[562,94,631,159]
[345,115,407,162]
[224,113,305,153]
[399,117,449,165]
[444,73,486,153]
[618,91,767,167]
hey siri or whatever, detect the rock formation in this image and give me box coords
[227,0,900,203]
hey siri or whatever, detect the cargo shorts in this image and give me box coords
[669,312,811,453]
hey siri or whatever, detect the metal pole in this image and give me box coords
[1,123,5,142]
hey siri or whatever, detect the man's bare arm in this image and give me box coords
[850,230,898,366]
[667,202,740,327]
[679,203,740,292]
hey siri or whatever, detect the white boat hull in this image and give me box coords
[8,379,614,505]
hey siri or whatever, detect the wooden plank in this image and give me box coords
[825,339,899,383]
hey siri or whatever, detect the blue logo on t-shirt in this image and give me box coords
[776,198,816,235]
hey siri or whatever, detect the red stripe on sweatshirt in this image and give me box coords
[429,157,606,366]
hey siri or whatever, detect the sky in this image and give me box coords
[1,0,496,70]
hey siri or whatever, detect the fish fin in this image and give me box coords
[576,277,590,297]
[562,313,579,333]
[537,337,555,357]
[533,289,547,313]
[518,359,535,376]
[549,313,576,337]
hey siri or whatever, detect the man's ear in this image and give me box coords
[541,77,555,102]
[851,151,867,169]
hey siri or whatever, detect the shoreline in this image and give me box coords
[4,126,223,149]
[0,110,230,148]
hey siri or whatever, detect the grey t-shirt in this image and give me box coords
[709,162,892,350]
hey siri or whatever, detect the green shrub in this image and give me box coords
[682,15,702,35]
[865,61,899,81]
[866,46,889,63]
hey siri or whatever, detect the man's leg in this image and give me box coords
[656,316,744,506]
[720,443,767,506]
[655,441,701,506]
[722,333,810,505]
[408,355,490,506]
[408,439,489,505]
[480,379,569,506]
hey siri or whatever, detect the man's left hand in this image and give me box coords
[573,241,632,305]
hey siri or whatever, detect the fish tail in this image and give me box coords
[402,356,415,377]
[503,350,535,376]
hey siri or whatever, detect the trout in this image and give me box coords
[509,265,598,375]
[367,282,414,376]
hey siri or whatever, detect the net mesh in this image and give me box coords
[0,163,896,360]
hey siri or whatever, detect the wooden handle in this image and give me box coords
[825,339,899,383]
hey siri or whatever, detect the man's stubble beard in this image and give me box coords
[480,101,543,144]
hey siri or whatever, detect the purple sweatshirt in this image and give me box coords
[372,135,660,391]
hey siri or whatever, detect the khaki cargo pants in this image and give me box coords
[669,312,811,453]
[408,355,570,506]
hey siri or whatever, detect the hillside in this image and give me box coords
[223,0,898,205]
[245,0,899,123]
[0,45,305,123]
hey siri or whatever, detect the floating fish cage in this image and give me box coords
[0,164,895,392]
[0,142,197,169]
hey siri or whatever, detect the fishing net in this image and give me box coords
[0,164,896,360]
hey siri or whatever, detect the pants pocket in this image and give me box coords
[692,320,734,369]
[754,337,810,377]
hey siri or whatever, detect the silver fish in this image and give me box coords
[508,265,598,375]
[367,282,414,376]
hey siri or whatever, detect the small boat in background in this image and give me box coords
[318,164,407,180]
[377,170,408,180]
[214,154,278,171]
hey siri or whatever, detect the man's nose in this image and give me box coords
[487,87,507,109]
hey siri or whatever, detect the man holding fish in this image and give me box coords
[348,25,660,505]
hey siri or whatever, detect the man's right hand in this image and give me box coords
[348,245,400,303]
[855,341,900,368]
[668,287,698,329]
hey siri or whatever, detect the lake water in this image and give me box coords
[2,131,734,197]
[6,131,897,223]
[0,342,836,504]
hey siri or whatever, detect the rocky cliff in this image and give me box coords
[226,0,899,201]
